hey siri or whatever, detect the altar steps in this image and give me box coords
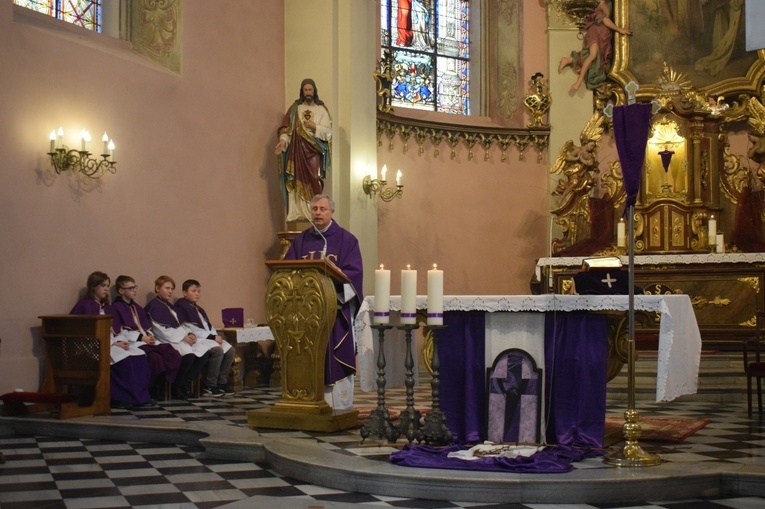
[607,351,748,403]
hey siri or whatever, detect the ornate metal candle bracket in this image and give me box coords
[48,147,117,179]
[360,324,400,443]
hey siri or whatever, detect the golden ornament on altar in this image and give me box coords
[524,72,551,128]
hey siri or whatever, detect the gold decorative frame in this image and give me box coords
[610,0,765,99]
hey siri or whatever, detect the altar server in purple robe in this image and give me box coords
[70,271,153,409]
[110,275,182,399]
[145,275,211,400]
[284,194,364,410]
[176,279,236,397]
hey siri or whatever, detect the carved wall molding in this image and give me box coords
[131,0,182,73]
[376,112,549,162]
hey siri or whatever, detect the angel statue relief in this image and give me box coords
[557,0,631,93]
[551,112,606,210]
[550,112,613,256]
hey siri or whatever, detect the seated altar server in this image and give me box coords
[110,275,182,400]
[145,275,210,400]
[284,194,364,410]
[70,271,153,409]
[176,279,236,397]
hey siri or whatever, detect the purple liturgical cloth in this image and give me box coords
[390,443,601,473]
[285,220,363,384]
[613,103,652,213]
[70,299,152,405]
[544,312,608,448]
[111,297,153,333]
[175,298,213,333]
[145,298,184,328]
[111,297,181,386]
[70,298,104,316]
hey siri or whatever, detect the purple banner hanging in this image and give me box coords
[613,103,652,216]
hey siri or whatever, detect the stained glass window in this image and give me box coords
[381,0,470,115]
[14,0,102,32]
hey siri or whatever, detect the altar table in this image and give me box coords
[355,295,701,443]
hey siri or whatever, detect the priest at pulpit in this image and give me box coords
[284,194,364,410]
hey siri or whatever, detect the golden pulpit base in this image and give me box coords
[260,259,358,433]
[248,405,358,433]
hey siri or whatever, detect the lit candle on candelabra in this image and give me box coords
[374,264,391,324]
[381,164,387,182]
[396,170,402,186]
[708,215,717,245]
[102,133,109,155]
[427,264,444,325]
[400,265,417,324]
[617,218,626,248]
[108,139,115,160]
[56,127,63,149]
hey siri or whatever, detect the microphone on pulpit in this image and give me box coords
[311,220,328,260]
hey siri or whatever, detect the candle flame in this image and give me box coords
[379,264,384,269]
[406,264,411,270]
[432,263,438,269]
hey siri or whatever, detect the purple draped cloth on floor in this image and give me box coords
[439,311,608,447]
[390,443,601,473]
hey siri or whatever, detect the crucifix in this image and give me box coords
[601,273,616,288]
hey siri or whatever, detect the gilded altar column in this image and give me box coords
[691,119,704,204]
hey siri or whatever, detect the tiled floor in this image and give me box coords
[2,377,765,509]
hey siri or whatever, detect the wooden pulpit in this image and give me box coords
[248,259,358,432]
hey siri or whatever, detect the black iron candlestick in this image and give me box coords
[420,325,453,445]
[396,324,422,443]
[360,324,400,443]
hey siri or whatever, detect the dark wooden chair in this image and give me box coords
[744,311,765,416]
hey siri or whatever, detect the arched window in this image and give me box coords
[380,0,470,115]
[14,0,102,32]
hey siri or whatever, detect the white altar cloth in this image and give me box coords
[228,326,274,343]
[355,294,701,402]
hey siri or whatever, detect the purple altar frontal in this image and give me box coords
[355,295,701,445]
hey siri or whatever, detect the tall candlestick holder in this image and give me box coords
[360,324,400,443]
[396,324,423,443]
[420,325,453,445]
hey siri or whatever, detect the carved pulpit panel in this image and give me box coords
[250,259,358,432]
[265,266,335,412]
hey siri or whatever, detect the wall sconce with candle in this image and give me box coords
[362,164,403,202]
[47,127,117,179]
